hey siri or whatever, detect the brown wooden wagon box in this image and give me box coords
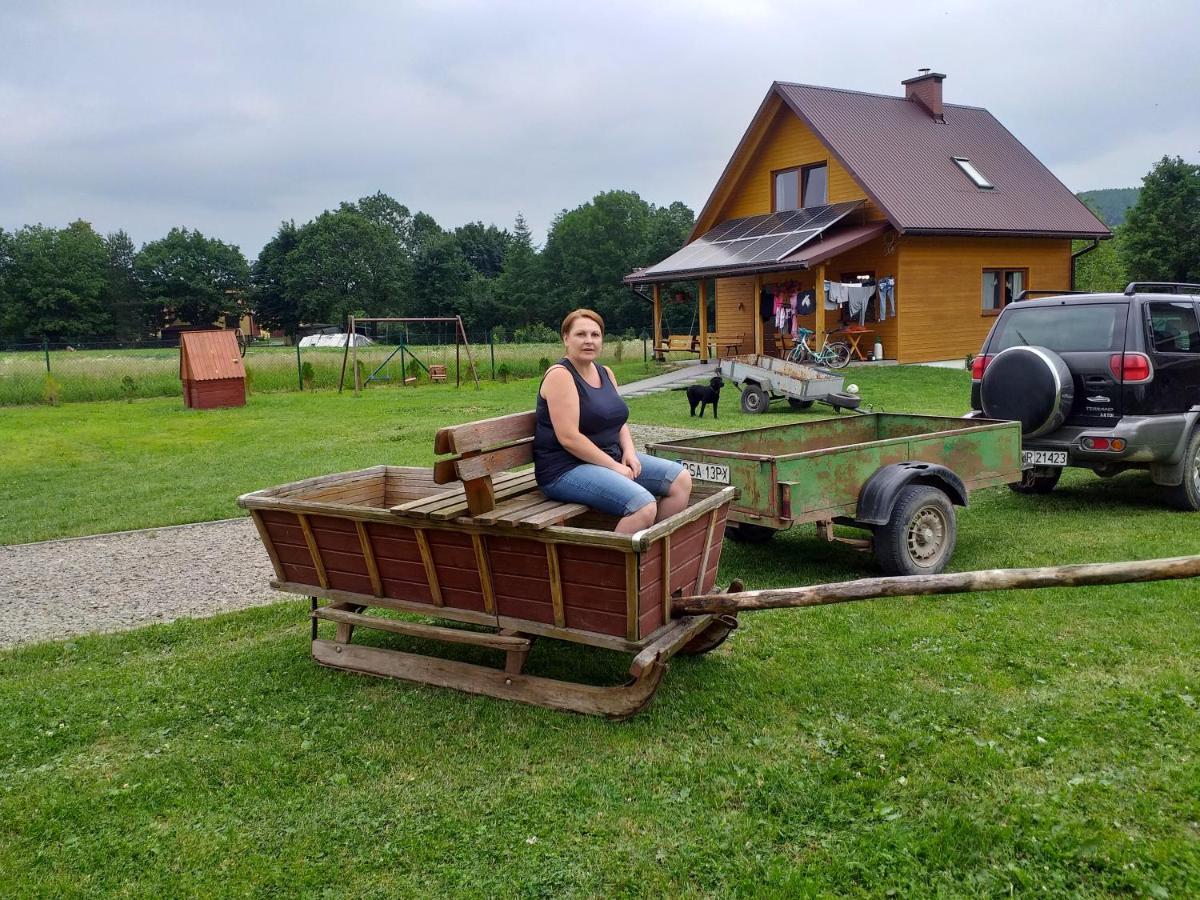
[239,412,739,717]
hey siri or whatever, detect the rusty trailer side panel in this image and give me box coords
[650,414,1021,527]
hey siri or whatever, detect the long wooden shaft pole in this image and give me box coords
[674,554,1200,616]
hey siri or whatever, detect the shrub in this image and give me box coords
[497,362,512,383]
[490,325,507,344]
[538,357,552,372]
[120,375,137,403]
[612,340,625,363]
[513,323,558,344]
[300,362,315,390]
[42,375,62,406]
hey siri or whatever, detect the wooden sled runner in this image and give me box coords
[239,411,739,718]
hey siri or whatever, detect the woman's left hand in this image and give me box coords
[622,452,642,478]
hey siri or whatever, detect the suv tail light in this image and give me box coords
[970,354,993,381]
[1108,352,1153,384]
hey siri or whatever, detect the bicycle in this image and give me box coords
[787,327,852,369]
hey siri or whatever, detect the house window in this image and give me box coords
[982,269,1027,314]
[802,164,828,207]
[774,168,799,211]
[774,163,829,210]
[954,157,993,189]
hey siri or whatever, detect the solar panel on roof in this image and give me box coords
[637,201,863,279]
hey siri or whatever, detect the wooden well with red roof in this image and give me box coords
[179,330,246,409]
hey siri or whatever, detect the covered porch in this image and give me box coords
[625,203,896,363]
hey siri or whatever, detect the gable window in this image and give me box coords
[774,168,799,211]
[773,163,829,211]
[802,163,828,207]
[954,157,993,189]
[982,268,1026,314]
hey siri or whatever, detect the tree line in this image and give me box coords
[0,190,696,343]
[3,155,1194,345]
[1074,156,1200,293]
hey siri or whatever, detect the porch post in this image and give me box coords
[697,281,709,363]
[753,274,763,356]
[814,265,826,345]
[652,284,662,361]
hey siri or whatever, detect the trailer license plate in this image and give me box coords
[679,460,730,484]
[1022,450,1067,467]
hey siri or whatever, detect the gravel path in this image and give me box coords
[0,424,704,649]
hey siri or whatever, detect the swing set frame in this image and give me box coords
[337,316,480,394]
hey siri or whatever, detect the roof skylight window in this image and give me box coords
[953,157,993,189]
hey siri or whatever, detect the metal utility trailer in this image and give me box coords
[717,354,850,414]
[649,413,1022,575]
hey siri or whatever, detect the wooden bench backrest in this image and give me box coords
[433,411,536,514]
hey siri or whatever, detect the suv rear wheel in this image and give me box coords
[1009,467,1062,495]
[1163,429,1200,511]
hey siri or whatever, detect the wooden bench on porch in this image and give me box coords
[655,334,701,359]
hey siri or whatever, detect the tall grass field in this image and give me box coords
[0,339,659,405]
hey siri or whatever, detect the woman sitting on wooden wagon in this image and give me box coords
[535,308,692,534]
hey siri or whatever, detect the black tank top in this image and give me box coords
[534,359,629,486]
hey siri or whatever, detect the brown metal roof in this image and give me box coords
[179,330,245,382]
[773,82,1110,238]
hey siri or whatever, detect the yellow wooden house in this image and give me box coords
[626,72,1110,364]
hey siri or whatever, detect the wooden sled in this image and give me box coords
[239,411,739,718]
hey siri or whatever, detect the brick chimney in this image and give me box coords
[902,69,946,122]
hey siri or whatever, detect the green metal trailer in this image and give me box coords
[648,413,1022,576]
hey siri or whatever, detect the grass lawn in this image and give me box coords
[3,364,1199,895]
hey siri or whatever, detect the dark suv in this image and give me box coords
[967,283,1200,510]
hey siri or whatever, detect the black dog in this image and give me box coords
[686,376,725,419]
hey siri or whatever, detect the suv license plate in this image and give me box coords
[1022,450,1067,467]
[679,460,730,484]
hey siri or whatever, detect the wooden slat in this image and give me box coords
[314,607,531,651]
[435,411,537,455]
[472,534,496,614]
[510,501,590,529]
[625,553,639,642]
[296,513,329,589]
[463,478,497,517]
[453,441,534,482]
[546,544,565,627]
[249,510,285,581]
[471,493,551,525]
[274,580,497,627]
[629,615,716,677]
[694,508,720,594]
[355,521,383,596]
[394,470,537,519]
[414,529,443,606]
[311,639,665,719]
[634,487,737,549]
[661,537,672,627]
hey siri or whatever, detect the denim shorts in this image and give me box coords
[542,453,685,517]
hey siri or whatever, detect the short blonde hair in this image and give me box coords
[561,308,605,337]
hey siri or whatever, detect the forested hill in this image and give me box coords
[1077,188,1141,226]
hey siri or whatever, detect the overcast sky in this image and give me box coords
[2,0,1198,258]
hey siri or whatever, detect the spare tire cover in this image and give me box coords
[979,345,1074,437]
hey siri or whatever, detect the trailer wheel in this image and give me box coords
[741,387,770,414]
[787,398,814,411]
[727,522,776,543]
[873,485,956,576]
